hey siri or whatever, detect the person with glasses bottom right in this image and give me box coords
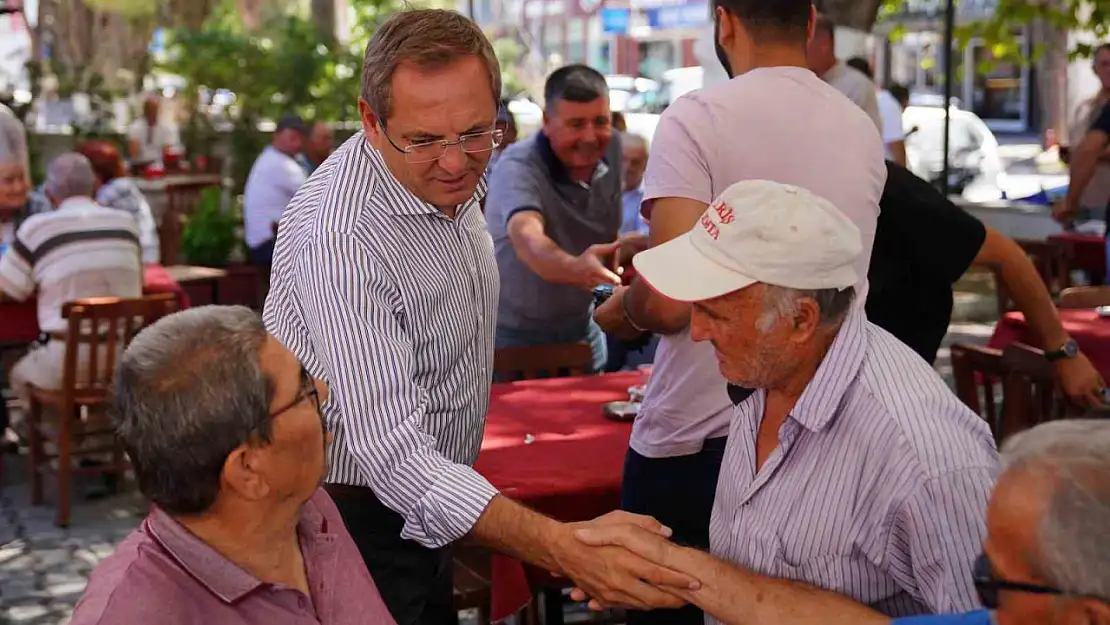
[568,418,1110,625]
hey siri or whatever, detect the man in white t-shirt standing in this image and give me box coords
[593,1,886,623]
[807,15,882,133]
[127,95,180,168]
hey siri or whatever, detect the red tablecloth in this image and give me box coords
[1049,233,1106,284]
[989,309,1110,380]
[475,371,640,621]
[0,264,189,345]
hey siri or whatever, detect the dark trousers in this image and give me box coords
[620,437,729,625]
[249,239,275,308]
[326,485,457,625]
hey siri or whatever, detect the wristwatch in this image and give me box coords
[1045,339,1079,362]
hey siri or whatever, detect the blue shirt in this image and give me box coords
[621,187,648,235]
[893,610,992,625]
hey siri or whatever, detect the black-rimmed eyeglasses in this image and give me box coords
[375,116,504,164]
[973,553,1065,609]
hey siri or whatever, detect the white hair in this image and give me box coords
[1001,420,1110,600]
[44,153,97,202]
[621,131,649,152]
[0,103,29,171]
[756,285,855,332]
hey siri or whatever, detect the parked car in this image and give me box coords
[903,105,1007,202]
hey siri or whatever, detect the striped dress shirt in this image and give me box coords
[709,308,999,621]
[263,133,500,548]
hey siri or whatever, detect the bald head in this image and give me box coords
[621,132,649,192]
[44,153,98,206]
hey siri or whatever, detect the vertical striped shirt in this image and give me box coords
[709,308,999,620]
[263,133,500,548]
[0,196,142,332]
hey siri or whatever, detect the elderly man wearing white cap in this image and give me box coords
[632,180,1000,619]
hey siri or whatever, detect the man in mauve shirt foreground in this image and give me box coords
[70,306,397,625]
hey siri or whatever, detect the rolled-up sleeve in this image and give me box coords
[295,232,498,547]
[886,468,996,613]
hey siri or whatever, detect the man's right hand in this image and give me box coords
[548,511,699,610]
[569,241,622,291]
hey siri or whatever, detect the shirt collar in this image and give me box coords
[534,130,609,188]
[56,196,99,212]
[146,492,332,604]
[359,132,486,218]
[787,305,868,432]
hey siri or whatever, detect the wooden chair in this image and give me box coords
[996,239,1071,316]
[999,342,1075,440]
[453,543,493,624]
[493,343,595,381]
[159,180,221,265]
[950,344,1007,442]
[1058,286,1110,309]
[26,294,177,526]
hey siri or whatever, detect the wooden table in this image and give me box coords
[165,265,229,307]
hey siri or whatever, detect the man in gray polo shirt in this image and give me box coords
[485,65,623,371]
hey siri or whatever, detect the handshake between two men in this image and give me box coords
[504,507,888,625]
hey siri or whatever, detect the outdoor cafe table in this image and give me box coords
[989,309,1110,380]
[0,264,190,346]
[475,370,641,621]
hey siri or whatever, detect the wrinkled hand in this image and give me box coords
[1056,352,1106,408]
[568,522,699,610]
[550,511,699,611]
[570,241,622,291]
[594,287,645,341]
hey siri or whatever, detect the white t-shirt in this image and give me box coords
[878,89,906,158]
[823,62,883,135]
[127,119,180,164]
[632,66,887,458]
[243,146,308,248]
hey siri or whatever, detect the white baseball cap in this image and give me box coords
[632,180,862,303]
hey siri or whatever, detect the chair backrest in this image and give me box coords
[160,181,221,264]
[995,238,1071,316]
[1000,342,1074,440]
[1058,285,1110,309]
[493,343,594,381]
[950,343,1006,441]
[60,294,178,399]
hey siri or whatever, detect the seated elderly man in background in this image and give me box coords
[77,140,161,263]
[0,153,141,402]
[632,180,999,618]
[0,103,30,252]
[71,306,396,624]
[573,419,1110,625]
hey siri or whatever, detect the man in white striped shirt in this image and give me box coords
[631,180,999,619]
[0,153,142,400]
[263,10,697,624]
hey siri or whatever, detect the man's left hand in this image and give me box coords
[595,287,644,341]
[1052,199,1076,226]
[1056,352,1106,408]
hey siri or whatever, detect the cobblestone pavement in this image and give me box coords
[0,453,146,625]
[0,323,994,624]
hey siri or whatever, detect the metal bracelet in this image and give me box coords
[621,289,651,334]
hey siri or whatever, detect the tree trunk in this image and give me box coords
[819,0,884,31]
[311,0,337,47]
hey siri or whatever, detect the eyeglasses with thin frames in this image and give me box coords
[375,115,504,164]
[270,366,323,421]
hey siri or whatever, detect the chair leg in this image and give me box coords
[55,406,74,528]
[27,398,44,505]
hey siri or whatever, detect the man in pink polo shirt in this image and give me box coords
[594,0,885,623]
[70,306,396,625]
